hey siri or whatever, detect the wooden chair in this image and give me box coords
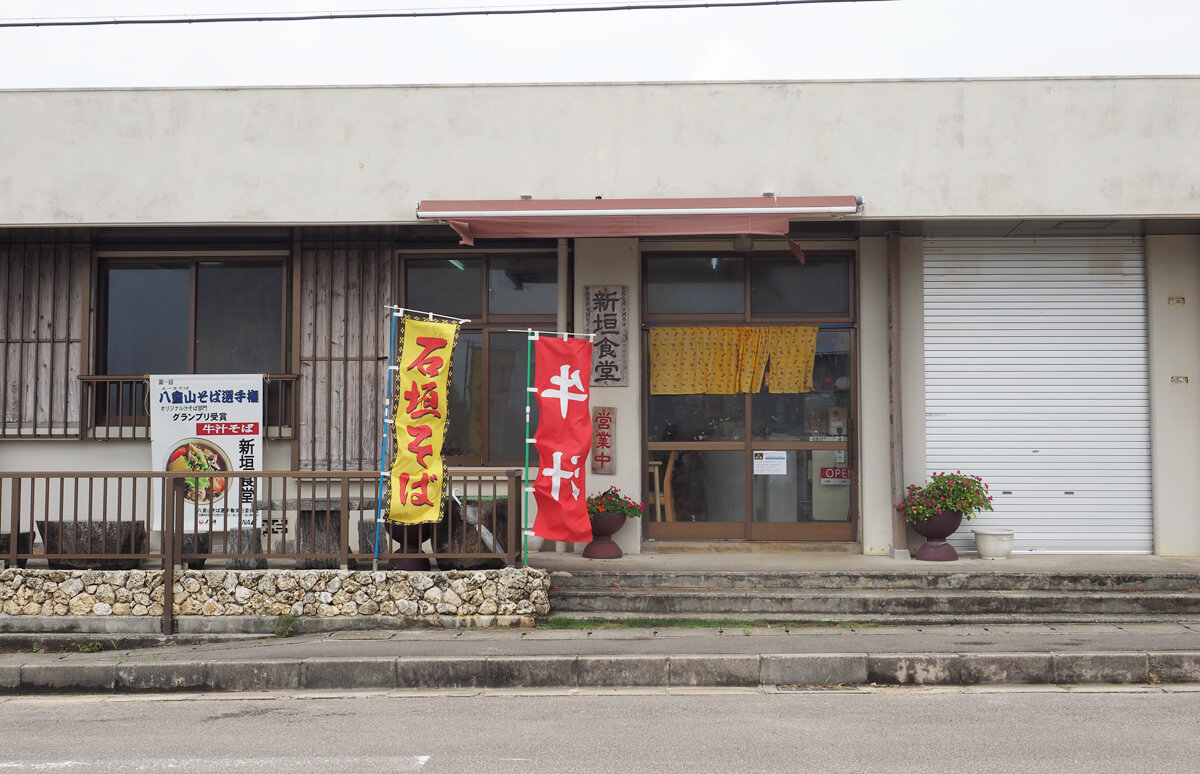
[645,453,678,522]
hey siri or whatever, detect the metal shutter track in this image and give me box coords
[924,238,1151,554]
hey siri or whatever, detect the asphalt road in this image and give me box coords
[2,688,1199,773]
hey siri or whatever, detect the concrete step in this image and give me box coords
[547,570,1200,593]
[544,610,1200,626]
[549,587,1200,617]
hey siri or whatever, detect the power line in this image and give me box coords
[0,0,898,29]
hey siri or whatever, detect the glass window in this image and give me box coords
[652,449,745,523]
[750,254,851,316]
[645,256,743,314]
[752,450,851,523]
[488,256,557,315]
[649,394,745,442]
[103,259,285,376]
[406,258,483,318]
[195,262,283,373]
[488,331,539,465]
[753,331,851,441]
[105,264,190,375]
[405,251,556,466]
[443,332,483,459]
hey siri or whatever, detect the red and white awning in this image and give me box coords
[415,196,862,248]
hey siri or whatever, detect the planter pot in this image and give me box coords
[222,528,265,570]
[37,520,148,570]
[911,510,963,562]
[973,528,1015,559]
[0,531,31,569]
[582,512,627,559]
[386,523,431,571]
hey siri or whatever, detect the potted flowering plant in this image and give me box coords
[582,487,642,559]
[586,487,644,520]
[895,472,994,561]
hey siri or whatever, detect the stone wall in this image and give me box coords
[0,568,550,626]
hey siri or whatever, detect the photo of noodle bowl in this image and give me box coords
[165,439,231,504]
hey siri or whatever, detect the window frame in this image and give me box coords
[641,246,858,541]
[399,249,559,467]
[643,249,855,324]
[95,250,292,377]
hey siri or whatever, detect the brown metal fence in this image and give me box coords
[80,375,297,440]
[1,468,523,633]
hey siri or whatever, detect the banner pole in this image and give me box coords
[523,328,534,567]
[373,310,400,571]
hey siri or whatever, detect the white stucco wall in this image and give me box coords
[573,238,642,555]
[899,237,928,553]
[3,77,1200,227]
[1146,236,1200,556]
[857,237,892,555]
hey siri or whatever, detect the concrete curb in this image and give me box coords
[1,651,1198,694]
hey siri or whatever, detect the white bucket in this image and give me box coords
[973,528,1015,560]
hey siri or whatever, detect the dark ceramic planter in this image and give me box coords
[583,512,627,559]
[385,523,431,571]
[36,520,148,570]
[912,510,964,561]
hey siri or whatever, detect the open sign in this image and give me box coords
[820,467,850,485]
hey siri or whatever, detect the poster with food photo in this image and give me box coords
[149,374,263,532]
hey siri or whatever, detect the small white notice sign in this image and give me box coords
[752,450,787,475]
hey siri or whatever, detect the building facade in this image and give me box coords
[2,76,1199,557]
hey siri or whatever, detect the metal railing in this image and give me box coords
[1,468,523,633]
[79,374,298,440]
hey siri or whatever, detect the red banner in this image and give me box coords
[531,337,594,543]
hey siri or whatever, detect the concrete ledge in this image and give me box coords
[868,654,962,685]
[397,657,487,689]
[669,655,760,687]
[1053,652,1149,684]
[486,655,577,688]
[6,650,1200,694]
[117,662,208,692]
[761,654,868,686]
[1149,651,1200,683]
[20,663,116,692]
[177,615,536,635]
[303,658,398,690]
[960,653,1055,684]
[207,660,302,691]
[577,656,669,687]
[0,664,21,689]
[0,617,167,635]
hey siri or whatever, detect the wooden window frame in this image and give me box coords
[642,247,858,541]
[400,249,558,467]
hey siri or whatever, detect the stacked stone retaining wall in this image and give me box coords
[0,568,550,627]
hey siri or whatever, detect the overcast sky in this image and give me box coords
[1,0,1198,89]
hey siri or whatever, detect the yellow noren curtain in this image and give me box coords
[762,326,817,393]
[649,326,817,395]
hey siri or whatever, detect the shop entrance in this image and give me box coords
[641,247,857,542]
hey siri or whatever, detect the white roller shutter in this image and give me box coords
[923,238,1151,554]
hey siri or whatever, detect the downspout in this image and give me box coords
[887,231,910,559]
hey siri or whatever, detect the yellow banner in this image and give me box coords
[388,317,459,524]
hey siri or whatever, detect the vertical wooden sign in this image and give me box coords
[583,285,628,387]
[591,406,616,474]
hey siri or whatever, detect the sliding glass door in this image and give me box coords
[643,248,857,541]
